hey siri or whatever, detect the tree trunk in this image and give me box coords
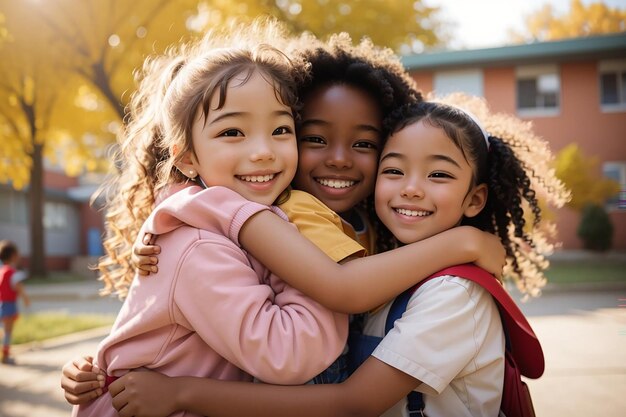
[21,97,46,278]
[91,61,125,120]
[29,141,46,277]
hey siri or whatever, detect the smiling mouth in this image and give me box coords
[237,174,276,183]
[316,178,356,189]
[394,208,432,217]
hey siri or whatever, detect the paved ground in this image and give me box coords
[0,279,625,416]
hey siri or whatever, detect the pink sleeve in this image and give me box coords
[172,239,348,385]
[145,185,276,245]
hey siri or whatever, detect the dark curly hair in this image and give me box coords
[383,100,549,293]
[289,33,422,253]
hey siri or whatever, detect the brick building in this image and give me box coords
[403,33,626,250]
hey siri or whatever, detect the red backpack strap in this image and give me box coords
[419,264,545,379]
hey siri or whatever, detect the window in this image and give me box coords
[44,201,70,230]
[0,188,28,225]
[433,69,484,98]
[603,162,626,211]
[516,65,560,116]
[599,60,626,112]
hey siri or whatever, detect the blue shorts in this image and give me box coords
[0,301,18,319]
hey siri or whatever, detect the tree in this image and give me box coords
[510,0,626,43]
[0,7,63,276]
[188,0,446,54]
[577,204,614,251]
[553,144,620,211]
[23,0,443,121]
[0,0,200,276]
[23,0,201,119]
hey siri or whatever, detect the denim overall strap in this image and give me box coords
[346,332,383,374]
[385,287,427,416]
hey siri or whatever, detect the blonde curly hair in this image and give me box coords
[94,19,306,299]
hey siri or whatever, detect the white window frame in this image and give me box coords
[43,201,70,230]
[603,161,626,211]
[599,59,626,113]
[433,69,484,98]
[516,64,560,118]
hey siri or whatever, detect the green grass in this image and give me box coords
[9,312,115,345]
[545,260,626,285]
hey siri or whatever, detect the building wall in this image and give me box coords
[410,58,626,250]
[0,169,104,272]
[45,170,79,189]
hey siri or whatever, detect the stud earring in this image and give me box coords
[188,170,196,178]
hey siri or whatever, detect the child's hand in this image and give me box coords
[132,233,161,276]
[60,355,105,405]
[469,228,506,279]
[110,371,177,417]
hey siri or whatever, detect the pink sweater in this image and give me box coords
[74,186,347,417]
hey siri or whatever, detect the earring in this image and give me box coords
[188,170,196,178]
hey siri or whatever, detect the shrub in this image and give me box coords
[577,204,614,251]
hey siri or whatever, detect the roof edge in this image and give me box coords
[402,33,626,70]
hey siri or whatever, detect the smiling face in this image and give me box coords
[292,84,382,215]
[375,119,487,245]
[178,70,298,206]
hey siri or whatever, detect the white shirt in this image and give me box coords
[11,270,27,287]
[365,275,505,417]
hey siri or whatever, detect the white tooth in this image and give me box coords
[240,174,275,183]
[396,208,430,217]
[318,179,355,189]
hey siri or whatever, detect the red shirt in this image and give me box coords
[0,265,17,302]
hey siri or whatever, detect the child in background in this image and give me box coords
[105,101,567,417]
[67,21,506,416]
[0,240,30,365]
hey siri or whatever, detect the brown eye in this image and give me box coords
[273,126,293,135]
[220,129,243,137]
[381,168,403,176]
[354,140,378,150]
[299,136,325,145]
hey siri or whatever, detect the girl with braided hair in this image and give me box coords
[103,100,566,417]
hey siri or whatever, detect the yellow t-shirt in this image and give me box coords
[278,190,366,262]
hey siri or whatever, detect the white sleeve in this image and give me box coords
[372,276,499,394]
[11,270,27,286]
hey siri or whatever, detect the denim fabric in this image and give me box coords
[347,332,382,375]
[310,353,349,384]
[0,301,17,319]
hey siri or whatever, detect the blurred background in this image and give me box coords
[0,0,624,416]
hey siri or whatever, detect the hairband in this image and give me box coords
[455,107,490,150]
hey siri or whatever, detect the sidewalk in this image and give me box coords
[1,275,625,416]
[0,328,111,417]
